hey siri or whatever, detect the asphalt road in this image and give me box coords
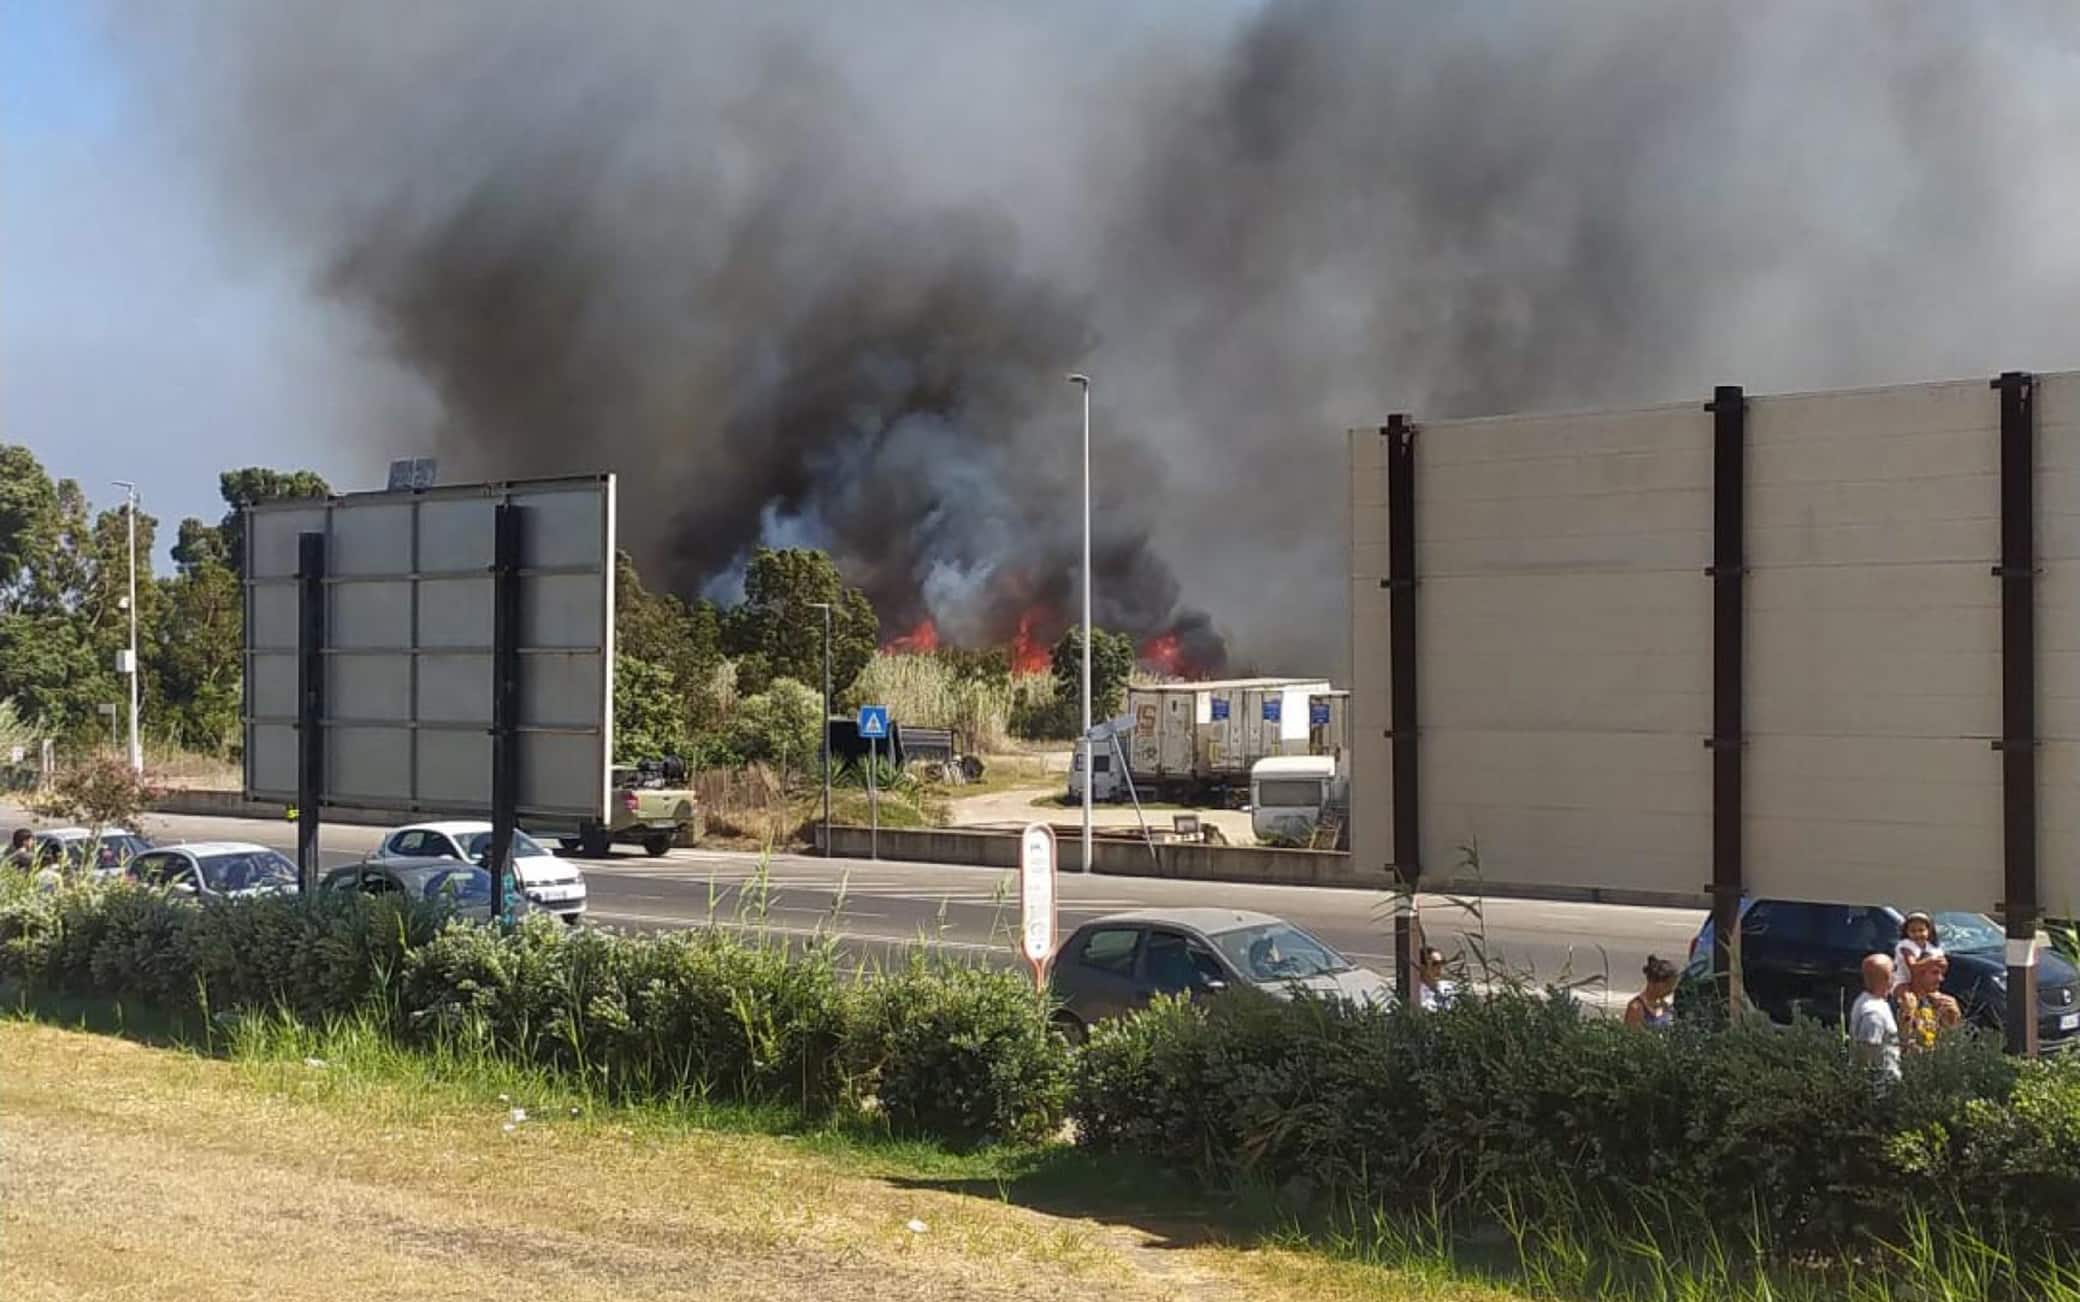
[80,808,1706,1009]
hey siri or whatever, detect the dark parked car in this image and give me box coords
[1688,899,2080,1050]
[319,860,533,922]
[1048,908,1390,1043]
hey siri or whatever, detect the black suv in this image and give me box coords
[1689,900,2080,1050]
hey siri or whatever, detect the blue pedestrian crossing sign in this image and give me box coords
[857,705,890,739]
[1262,697,1282,723]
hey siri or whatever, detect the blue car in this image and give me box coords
[1688,899,2080,1051]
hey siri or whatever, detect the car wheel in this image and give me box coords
[643,834,670,858]
[560,911,585,927]
[1050,1011,1087,1047]
[578,829,611,858]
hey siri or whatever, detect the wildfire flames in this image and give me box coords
[884,619,939,654]
[1140,631,1184,677]
[879,603,1213,681]
[1009,610,1048,674]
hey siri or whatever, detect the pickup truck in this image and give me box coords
[559,760,702,857]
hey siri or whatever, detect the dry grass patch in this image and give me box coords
[1,1020,1519,1302]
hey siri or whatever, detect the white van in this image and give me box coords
[1249,755,1340,844]
[1066,745,1124,803]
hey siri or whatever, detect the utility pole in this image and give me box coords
[112,481,142,773]
[1067,373,1093,874]
[809,601,834,857]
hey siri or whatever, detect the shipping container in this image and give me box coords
[1308,691,1349,771]
[1124,677,1331,797]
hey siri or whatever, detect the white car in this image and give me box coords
[34,826,153,877]
[367,822,587,922]
[127,842,300,900]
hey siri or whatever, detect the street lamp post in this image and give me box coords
[1067,373,1092,874]
[112,480,142,773]
[809,601,833,857]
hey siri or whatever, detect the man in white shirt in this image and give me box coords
[1849,953,1901,1083]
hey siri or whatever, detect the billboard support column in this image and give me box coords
[1994,370,2040,1057]
[488,503,522,923]
[295,531,326,896]
[1706,386,1746,1016]
[1383,413,1420,1004]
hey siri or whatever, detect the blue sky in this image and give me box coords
[0,1,399,559]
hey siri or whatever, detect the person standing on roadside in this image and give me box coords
[1898,949,1963,1054]
[1851,953,1902,1082]
[1416,946,1457,1012]
[1624,956,1680,1030]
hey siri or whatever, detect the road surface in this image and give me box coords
[45,807,1705,1009]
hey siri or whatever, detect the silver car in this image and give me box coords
[126,842,300,901]
[1048,907,1392,1043]
[319,860,538,923]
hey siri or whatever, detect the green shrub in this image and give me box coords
[1068,986,2065,1258]
[851,961,1069,1145]
[1893,1053,2080,1238]
[400,919,851,1112]
[0,872,427,1021]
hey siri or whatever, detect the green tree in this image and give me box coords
[0,453,129,740]
[614,653,696,762]
[0,612,116,737]
[0,445,64,611]
[616,552,724,738]
[81,503,164,725]
[217,467,331,577]
[1050,626,1136,722]
[730,677,823,783]
[722,548,876,697]
[151,518,244,753]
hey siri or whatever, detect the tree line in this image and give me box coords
[0,443,1141,768]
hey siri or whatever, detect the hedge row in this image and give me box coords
[5,870,2077,1257]
[1072,987,2080,1254]
[0,873,1066,1144]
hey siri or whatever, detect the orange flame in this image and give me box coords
[1008,610,1049,674]
[884,618,939,654]
[1140,631,1184,677]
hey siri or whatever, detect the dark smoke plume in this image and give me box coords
[113,0,2080,675]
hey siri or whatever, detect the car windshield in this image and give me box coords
[460,831,548,860]
[1929,911,2005,954]
[89,836,149,868]
[421,866,495,905]
[197,850,299,893]
[1212,921,1352,982]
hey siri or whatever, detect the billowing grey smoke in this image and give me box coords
[112,0,2080,675]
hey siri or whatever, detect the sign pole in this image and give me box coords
[295,531,326,898]
[1020,822,1059,993]
[488,503,522,924]
[869,734,879,861]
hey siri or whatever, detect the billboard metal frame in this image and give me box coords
[242,474,616,903]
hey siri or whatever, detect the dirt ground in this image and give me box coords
[945,783,1258,845]
[0,1021,1499,1302]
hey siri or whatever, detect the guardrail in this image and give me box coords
[814,824,1707,907]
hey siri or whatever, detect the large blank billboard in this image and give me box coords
[1350,375,2080,918]
[243,475,615,824]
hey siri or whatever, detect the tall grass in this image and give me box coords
[846,652,1055,755]
[1320,1188,2080,1302]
